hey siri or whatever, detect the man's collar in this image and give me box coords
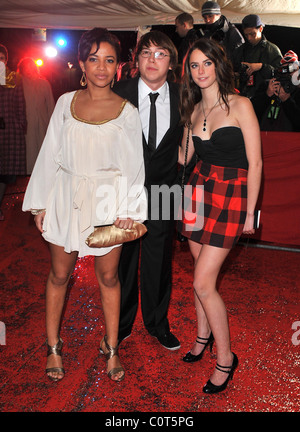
[138,78,168,101]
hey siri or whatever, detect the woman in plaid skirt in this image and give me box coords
[178,38,262,394]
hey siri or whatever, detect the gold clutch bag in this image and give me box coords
[85,222,147,248]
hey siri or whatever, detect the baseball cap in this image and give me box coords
[242,14,265,28]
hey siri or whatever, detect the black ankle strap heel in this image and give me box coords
[203,352,238,394]
[182,333,214,363]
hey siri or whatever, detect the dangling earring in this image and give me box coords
[80,72,87,87]
[110,77,115,88]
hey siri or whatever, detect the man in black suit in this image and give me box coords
[113,31,183,350]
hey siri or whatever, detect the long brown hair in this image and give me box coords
[180,38,236,125]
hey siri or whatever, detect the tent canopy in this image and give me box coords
[1,0,300,30]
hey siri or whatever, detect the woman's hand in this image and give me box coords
[243,213,255,235]
[34,211,46,233]
[113,217,134,230]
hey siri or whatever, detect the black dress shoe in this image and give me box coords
[154,332,181,351]
[203,352,238,394]
[182,333,214,363]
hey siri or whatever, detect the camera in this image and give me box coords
[273,62,299,93]
[238,63,250,84]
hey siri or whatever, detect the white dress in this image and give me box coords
[22,90,147,257]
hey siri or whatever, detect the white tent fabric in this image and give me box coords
[1,0,300,29]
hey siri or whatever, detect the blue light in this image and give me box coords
[56,37,67,48]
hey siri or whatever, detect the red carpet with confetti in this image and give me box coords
[0,177,299,413]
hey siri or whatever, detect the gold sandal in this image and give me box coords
[46,337,65,382]
[100,335,125,382]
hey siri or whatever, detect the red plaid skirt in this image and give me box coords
[177,161,248,249]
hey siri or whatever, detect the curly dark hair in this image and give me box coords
[180,38,236,125]
[78,27,121,63]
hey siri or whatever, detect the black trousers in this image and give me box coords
[118,216,175,339]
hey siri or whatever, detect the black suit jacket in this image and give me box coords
[113,77,183,190]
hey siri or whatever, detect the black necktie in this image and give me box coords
[148,92,159,152]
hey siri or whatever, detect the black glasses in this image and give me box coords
[140,49,170,60]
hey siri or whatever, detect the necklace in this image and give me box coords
[201,99,220,132]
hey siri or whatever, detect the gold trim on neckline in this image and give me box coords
[70,90,127,125]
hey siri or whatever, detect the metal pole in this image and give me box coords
[239,240,300,253]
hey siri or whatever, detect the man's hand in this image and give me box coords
[241,62,263,76]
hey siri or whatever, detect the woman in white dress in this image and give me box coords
[22,28,147,382]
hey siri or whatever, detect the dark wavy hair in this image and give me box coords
[180,38,236,125]
[134,30,178,70]
[78,27,121,63]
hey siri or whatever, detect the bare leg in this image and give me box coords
[189,241,234,386]
[94,246,124,381]
[187,241,211,356]
[46,243,78,380]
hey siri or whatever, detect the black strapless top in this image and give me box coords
[192,126,248,170]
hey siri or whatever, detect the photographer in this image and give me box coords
[201,1,244,63]
[232,14,282,99]
[252,51,300,132]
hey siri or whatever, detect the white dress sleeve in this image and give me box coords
[22,93,68,212]
[117,104,147,223]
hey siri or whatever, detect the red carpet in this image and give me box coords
[0,177,299,413]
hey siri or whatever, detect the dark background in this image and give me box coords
[1,24,299,100]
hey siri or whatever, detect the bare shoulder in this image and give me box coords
[229,93,252,112]
[229,94,260,140]
[229,94,256,125]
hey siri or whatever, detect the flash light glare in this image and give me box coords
[57,38,67,47]
[45,46,57,58]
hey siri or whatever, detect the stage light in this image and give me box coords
[57,37,67,48]
[45,46,57,58]
[35,59,44,67]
